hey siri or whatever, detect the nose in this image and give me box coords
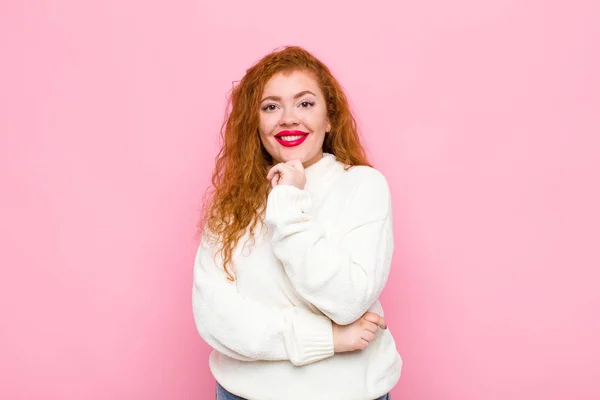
[279,107,299,127]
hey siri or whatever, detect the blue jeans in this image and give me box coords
[216,382,390,400]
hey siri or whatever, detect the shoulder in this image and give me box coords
[333,164,392,219]
[341,164,390,194]
[331,164,392,214]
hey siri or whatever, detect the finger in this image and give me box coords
[363,322,378,334]
[358,338,369,350]
[353,338,368,351]
[363,312,387,330]
[363,312,381,324]
[266,166,277,180]
[271,175,279,188]
[285,159,305,172]
[361,330,375,342]
[267,164,284,180]
[267,163,294,180]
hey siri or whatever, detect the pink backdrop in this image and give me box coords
[1,1,599,399]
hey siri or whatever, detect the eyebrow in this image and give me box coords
[260,90,317,103]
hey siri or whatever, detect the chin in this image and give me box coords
[267,143,322,165]
[277,149,309,163]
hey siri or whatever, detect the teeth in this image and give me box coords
[279,135,304,141]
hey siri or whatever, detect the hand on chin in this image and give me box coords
[266,159,306,190]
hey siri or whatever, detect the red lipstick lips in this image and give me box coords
[274,130,309,147]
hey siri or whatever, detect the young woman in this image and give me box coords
[192,46,402,400]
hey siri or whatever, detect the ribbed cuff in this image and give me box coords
[266,185,312,222]
[286,309,334,366]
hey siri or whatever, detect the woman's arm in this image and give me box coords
[265,167,394,326]
[192,233,334,367]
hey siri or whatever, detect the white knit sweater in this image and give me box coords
[192,153,402,400]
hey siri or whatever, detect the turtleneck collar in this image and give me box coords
[304,152,338,191]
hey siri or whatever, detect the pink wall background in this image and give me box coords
[1,0,599,399]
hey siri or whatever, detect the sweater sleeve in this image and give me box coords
[191,232,334,366]
[264,168,394,326]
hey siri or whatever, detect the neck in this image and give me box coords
[302,151,324,168]
[304,152,336,186]
[270,151,324,168]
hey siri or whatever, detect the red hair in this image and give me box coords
[199,45,372,280]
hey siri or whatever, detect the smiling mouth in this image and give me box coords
[274,130,309,147]
[275,130,309,138]
[278,134,306,141]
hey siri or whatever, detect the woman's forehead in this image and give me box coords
[262,70,321,96]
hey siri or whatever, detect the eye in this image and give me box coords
[261,104,278,112]
[300,101,315,108]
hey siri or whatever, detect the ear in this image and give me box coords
[326,119,331,133]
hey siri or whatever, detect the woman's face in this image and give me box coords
[258,70,331,167]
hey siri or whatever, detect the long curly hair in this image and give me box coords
[199,45,372,280]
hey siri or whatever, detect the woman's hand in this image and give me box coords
[332,312,387,353]
[267,160,306,190]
